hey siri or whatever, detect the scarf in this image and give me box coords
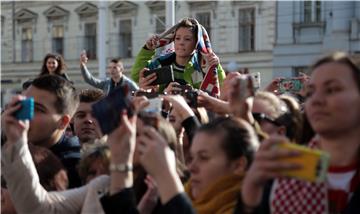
[154,18,220,97]
[185,174,243,214]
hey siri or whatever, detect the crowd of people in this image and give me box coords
[1,17,359,214]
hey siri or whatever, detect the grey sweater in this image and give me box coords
[81,65,139,95]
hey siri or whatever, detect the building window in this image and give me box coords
[155,16,166,34]
[238,8,255,52]
[1,16,4,36]
[21,27,33,62]
[119,19,132,58]
[52,25,64,56]
[196,12,211,39]
[303,1,321,23]
[315,1,321,22]
[84,23,96,59]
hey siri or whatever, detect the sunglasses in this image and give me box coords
[252,112,282,126]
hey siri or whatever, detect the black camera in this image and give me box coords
[181,88,199,108]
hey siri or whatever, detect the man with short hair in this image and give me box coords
[22,75,81,188]
[80,54,139,95]
[73,89,104,146]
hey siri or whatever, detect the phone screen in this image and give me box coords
[278,79,303,93]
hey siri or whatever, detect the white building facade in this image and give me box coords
[273,1,360,77]
[1,0,276,101]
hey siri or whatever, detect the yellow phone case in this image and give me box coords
[277,142,330,183]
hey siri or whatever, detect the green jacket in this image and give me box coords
[131,48,226,90]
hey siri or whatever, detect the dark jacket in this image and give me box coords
[50,135,81,188]
[100,188,195,214]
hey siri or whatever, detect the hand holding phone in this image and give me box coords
[143,65,175,86]
[276,142,329,182]
[234,75,255,101]
[80,50,88,65]
[14,97,34,121]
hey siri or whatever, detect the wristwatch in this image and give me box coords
[109,163,133,173]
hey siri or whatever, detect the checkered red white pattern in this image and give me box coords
[271,178,328,214]
[271,138,328,214]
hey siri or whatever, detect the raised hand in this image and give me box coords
[162,95,194,121]
[79,50,88,67]
[264,77,283,95]
[164,82,182,95]
[107,111,137,165]
[137,175,159,214]
[1,95,30,144]
[131,95,150,114]
[137,126,176,178]
[145,35,160,51]
[228,75,255,123]
[242,135,301,207]
[204,52,220,67]
[220,72,241,101]
[139,68,159,91]
[137,124,184,204]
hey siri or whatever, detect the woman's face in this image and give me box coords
[46,57,59,74]
[174,27,196,58]
[189,131,235,199]
[305,62,360,136]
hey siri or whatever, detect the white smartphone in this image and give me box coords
[250,72,261,90]
[143,97,163,113]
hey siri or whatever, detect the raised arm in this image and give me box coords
[1,95,90,214]
[80,52,107,89]
[130,35,159,83]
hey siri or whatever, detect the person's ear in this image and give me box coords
[58,115,71,130]
[231,156,248,175]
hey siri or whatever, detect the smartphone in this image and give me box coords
[143,65,175,85]
[143,97,163,113]
[236,75,255,101]
[14,97,34,120]
[250,72,261,90]
[92,86,134,135]
[278,78,303,94]
[276,142,330,182]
